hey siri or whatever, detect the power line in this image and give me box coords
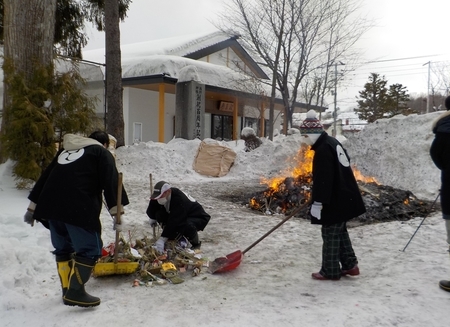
[345,55,449,79]
[352,68,427,75]
[348,71,428,81]
[363,54,443,64]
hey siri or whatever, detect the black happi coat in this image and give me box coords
[146,188,211,239]
[28,137,129,232]
[430,111,450,215]
[310,132,366,225]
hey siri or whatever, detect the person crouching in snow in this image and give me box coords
[23,131,129,307]
[430,95,450,292]
[146,181,211,252]
[300,110,366,280]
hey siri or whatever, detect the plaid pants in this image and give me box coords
[320,222,358,279]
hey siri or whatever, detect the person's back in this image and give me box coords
[310,132,366,224]
[29,133,127,232]
[25,131,129,307]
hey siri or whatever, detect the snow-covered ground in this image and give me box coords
[1,112,449,327]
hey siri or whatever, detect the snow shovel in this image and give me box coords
[93,173,139,276]
[209,200,311,274]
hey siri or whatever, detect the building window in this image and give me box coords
[211,114,233,141]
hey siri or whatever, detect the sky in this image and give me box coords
[1,111,450,326]
[82,0,450,112]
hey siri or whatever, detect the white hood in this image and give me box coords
[62,134,102,151]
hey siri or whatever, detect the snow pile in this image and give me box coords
[345,112,442,200]
[1,112,449,327]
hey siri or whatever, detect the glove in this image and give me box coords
[109,205,125,216]
[113,216,123,232]
[149,218,158,228]
[154,237,168,253]
[310,201,322,220]
[24,209,35,227]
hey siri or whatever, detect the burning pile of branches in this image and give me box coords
[249,175,312,215]
[246,146,436,225]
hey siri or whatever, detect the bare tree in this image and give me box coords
[431,61,450,101]
[303,0,370,110]
[217,0,372,136]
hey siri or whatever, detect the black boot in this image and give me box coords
[55,254,72,298]
[63,256,100,307]
[189,233,202,250]
[439,280,450,292]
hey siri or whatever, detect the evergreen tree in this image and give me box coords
[0,0,130,184]
[355,75,414,122]
[386,83,410,117]
[1,60,99,187]
[355,73,389,123]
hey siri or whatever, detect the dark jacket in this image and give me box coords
[430,112,450,216]
[28,134,129,232]
[146,187,210,239]
[310,132,366,225]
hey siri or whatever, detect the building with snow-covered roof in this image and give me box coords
[81,31,326,144]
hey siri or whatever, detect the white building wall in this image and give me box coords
[199,48,248,72]
[83,46,269,144]
[124,87,176,144]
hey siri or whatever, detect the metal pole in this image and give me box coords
[402,192,440,252]
[423,61,431,113]
[333,62,337,137]
[427,62,431,113]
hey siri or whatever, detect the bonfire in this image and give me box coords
[248,145,435,225]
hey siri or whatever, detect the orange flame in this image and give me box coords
[260,145,378,190]
[249,197,261,209]
[261,144,313,188]
[352,166,378,184]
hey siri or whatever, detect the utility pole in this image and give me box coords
[423,61,431,113]
[333,61,345,137]
[333,62,337,137]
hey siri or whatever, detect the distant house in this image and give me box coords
[323,111,367,137]
[81,31,326,145]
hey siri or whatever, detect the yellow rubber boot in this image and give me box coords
[56,255,72,297]
[63,256,100,307]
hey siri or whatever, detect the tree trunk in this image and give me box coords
[105,0,125,147]
[1,0,56,162]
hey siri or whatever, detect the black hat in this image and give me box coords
[151,181,171,199]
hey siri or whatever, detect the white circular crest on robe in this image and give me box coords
[336,145,350,167]
[57,149,85,165]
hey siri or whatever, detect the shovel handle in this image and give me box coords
[242,199,311,255]
[114,172,123,264]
